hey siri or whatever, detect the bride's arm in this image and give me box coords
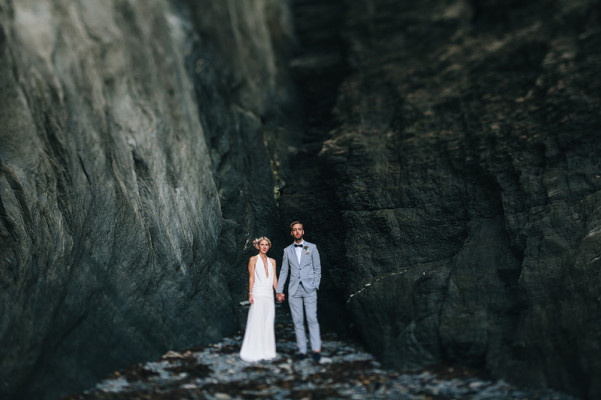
[248,256,256,303]
[271,258,278,291]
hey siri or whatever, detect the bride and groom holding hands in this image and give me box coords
[239,221,322,363]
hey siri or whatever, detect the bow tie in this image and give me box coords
[294,244,303,247]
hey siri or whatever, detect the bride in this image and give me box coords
[239,236,278,361]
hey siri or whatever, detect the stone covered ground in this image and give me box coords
[65,303,575,400]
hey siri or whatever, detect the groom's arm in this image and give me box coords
[312,245,321,289]
[277,249,289,294]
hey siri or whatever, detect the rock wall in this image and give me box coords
[2,0,601,398]
[0,0,294,398]
[318,0,601,398]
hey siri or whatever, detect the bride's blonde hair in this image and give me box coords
[253,236,272,249]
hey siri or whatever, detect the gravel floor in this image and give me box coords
[64,303,576,400]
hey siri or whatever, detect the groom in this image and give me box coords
[276,221,322,362]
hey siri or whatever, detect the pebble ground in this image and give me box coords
[65,303,576,400]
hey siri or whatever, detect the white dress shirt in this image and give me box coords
[295,241,304,264]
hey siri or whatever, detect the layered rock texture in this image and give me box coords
[1,0,600,399]
[317,0,601,399]
[0,0,293,398]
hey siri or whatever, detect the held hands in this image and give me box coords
[276,293,285,303]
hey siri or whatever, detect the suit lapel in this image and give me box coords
[289,245,300,268]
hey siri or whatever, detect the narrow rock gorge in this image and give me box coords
[1,0,600,399]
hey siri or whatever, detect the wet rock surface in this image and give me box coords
[312,0,601,397]
[0,1,295,398]
[65,305,575,400]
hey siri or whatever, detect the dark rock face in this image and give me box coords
[317,0,601,398]
[0,1,293,399]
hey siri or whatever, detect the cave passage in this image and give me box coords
[274,0,354,337]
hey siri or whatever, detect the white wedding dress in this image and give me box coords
[239,256,276,362]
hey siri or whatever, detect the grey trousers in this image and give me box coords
[288,283,321,353]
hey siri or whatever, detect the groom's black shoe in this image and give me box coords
[295,353,307,361]
[312,352,321,363]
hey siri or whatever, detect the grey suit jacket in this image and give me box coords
[277,241,321,296]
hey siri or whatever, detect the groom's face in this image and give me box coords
[291,224,304,241]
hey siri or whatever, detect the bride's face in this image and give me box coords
[259,240,270,254]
